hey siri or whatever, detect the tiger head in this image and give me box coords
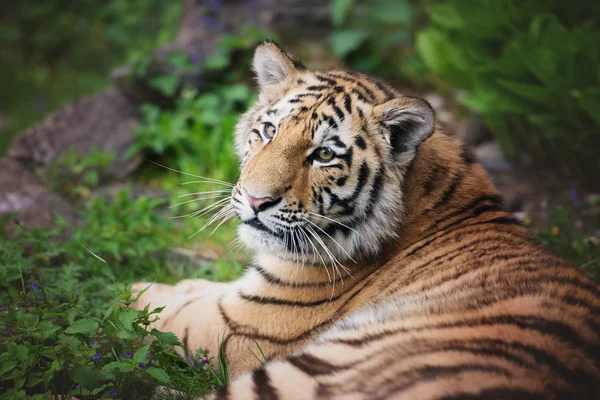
[232,41,435,264]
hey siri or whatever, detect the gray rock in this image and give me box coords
[473,141,512,172]
[8,89,142,182]
[457,118,492,147]
[0,158,80,233]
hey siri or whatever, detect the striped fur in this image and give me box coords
[133,42,600,399]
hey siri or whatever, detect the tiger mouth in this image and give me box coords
[244,218,285,238]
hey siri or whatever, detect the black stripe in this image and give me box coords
[354,136,367,149]
[405,197,507,257]
[315,73,337,85]
[334,314,589,352]
[377,363,513,399]
[252,264,337,288]
[288,353,345,376]
[364,169,384,216]
[252,368,278,400]
[425,172,463,214]
[307,85,329,91]
[343,92,352,113]
[350,88,369,103]
[239,291,344,307]
[437,388,548,400]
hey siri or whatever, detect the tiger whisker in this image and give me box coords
[147,160,234,187]
[177,190,232,198]
[303,218,358,266]
[189,204,234,239]
[181,180,235,188]
[169,194,230,209]
[210,211,236,237]
[173,197,231,219]
[305,225,340,297]
[306,211,366,241]
[300,227,331,283]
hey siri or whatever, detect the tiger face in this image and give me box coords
[231,42,435,264]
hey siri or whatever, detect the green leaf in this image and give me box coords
[496,79,552,105]
[204,53,229,71]
[69,366,98,388]
[149,75,179,97]
[331,0,354,28]
[426,3,464,29]
[150,329,181,346]
[117,329,138,340]
[145,366,171,383]
[118,308,138,331]
[330,30,369,59]
[572,87,600,125]
[134,344,151,363]
[0,361,17,377]
[370,0,412,25]
[64,318,99,335]
[102,361,135,373]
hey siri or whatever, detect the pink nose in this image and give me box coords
[243,189,277,212]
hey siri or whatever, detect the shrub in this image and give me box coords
[416,0,600,184]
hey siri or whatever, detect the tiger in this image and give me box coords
[132,41,600,399]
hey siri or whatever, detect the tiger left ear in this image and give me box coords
[253,41,306,92]
[373,97,435,165]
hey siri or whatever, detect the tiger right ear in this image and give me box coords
[253,41,306,92]
[373,96,435,166]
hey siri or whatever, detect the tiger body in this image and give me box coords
[133,42,600,399]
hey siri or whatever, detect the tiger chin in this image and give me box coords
[133,41,600,399]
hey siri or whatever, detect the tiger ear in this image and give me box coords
[373,97,435,165]
[253,41,306,92]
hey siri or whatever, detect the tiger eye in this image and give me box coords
[316,147,334,161]
[263,122,276,139]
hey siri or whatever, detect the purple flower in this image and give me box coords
[208,0,222,10]
[31,283,39,291]
[36,294,43,300]
[138,362,145,368]
[76,384,82,389]
[146,352,152,359]
[92,352,102,360]
[111,391,118,398]
[569,188,582,207]
[120,351,133,359]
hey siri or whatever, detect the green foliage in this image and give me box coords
[128,84,253,185]
[329,0,429,79]
[43,146,115,200]
[0,0,181,154]
[416,0,600,182]
[0,192,228,398]
[532,195,600,281]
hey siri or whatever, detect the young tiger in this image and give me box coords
[133,41,600,399]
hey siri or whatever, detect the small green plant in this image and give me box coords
[44,146,115,200]
[532,195,600,281]
[416,0,600,183]
[0,192,227,399]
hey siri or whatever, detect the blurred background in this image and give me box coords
[1,1,599,399]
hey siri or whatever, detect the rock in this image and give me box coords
[457,118,492,147]
[8,89,142,182]
[473,141,512,172]
[112,0,334,106]
[423,93,445,112]
[165,247,219,274]
[0,158,81,233]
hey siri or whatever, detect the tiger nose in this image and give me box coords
[243,188,280,213]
